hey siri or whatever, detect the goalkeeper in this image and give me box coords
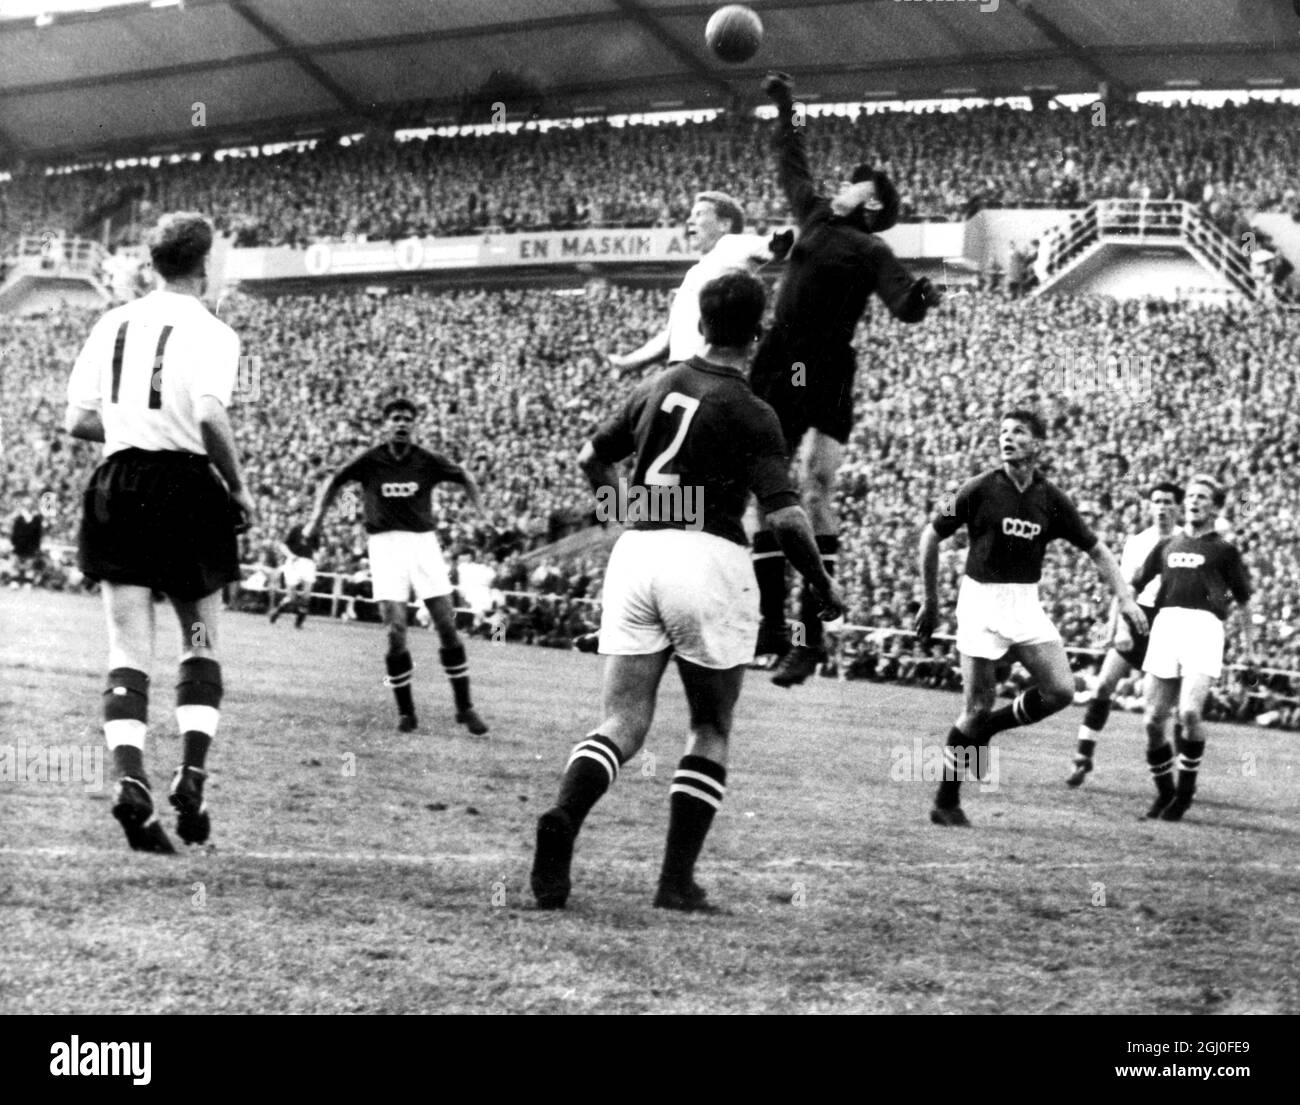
[751,71,943,686]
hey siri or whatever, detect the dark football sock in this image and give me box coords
[752,529,788,631]
[556,734,624,831]
[982,686,1059,739]
[797,534,839,652]
[385,650,415,717]
[1146,729,1176,801]
[105,667,149,783]
[177,657,222,770]
[439,644,473,712]
[935,726,972,809]
[1175,735,1205,799]
[661,755,727,889]
[1081,696,1112,733]
[112,746,146,782]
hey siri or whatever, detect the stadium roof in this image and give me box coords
[3,0,1300,163]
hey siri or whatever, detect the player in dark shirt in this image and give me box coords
[750,71,943,688]
[530,272,845,912]
[305,398,488,735]
[1130,474,1253,821]
[8,497,45,587]
[268,522,318,629]
[915,410,1146,826]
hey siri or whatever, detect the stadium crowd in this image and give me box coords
[5,100,1300,251]
[4,285,1299,723]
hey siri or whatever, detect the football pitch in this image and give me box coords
[2,588,1297,1015]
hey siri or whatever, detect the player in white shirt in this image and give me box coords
[64,212,255,854]
[607,191,791,373]
[1067,482,1182,787]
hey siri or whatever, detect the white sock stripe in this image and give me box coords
[1012,694,1029,725]
[942,747,959,767]
[670,782,723,809]
[383,673,413,688]
[672,769,726,797]
[443,665,469,677]
[566,741,620,783]
[1150,762,1175,776]
[175,705,219,738]
[751,551,785,562]
[1178,757,1202,769]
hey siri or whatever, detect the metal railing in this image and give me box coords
[1034,200,1259,300]
[5,235,108,280]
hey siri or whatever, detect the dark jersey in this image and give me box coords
[764,103,933,357]
[335,444,465,534]
[1134,529,1251,621]
[284,524,317,559]
[10,511,42,557]
[932,468,1098,584]
[590,357,799,547]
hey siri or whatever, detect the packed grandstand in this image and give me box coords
[4,97,1299,727]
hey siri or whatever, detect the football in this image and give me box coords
[705,5,763,64]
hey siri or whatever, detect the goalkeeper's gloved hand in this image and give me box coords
[762,72,794,106]
[917,277,944,309]
[768,229,794,261]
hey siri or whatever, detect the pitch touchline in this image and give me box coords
[0,845,1294,874]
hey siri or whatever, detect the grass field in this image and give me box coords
[2,587,1297,1015]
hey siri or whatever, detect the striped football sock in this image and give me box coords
[556,734,624,831]
[1175,735,1205,799]
[384,650,415,718]
[439,644,472,712]
[1146,726,1176,803]
[661,755,727,890]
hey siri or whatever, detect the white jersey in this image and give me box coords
[1121,524,1166,607]
[666,233,773,363]
[67,289,240,458]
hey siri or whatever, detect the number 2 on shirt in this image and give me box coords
[644,392,700,486]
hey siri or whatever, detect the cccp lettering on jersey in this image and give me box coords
[1002,517,1042,540]
[380,481,420,498]
[1167,552,1206,568]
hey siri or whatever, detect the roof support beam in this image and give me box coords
[228,0,369,118]
[610,0,736,100]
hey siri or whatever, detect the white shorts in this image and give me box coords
[1144,607,1225,680]
[283,556,317,591]
[599,528,758,670]
[367,530,452,604]
[955,578,1061,660]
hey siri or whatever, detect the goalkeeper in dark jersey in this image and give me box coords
[751,71,942,687]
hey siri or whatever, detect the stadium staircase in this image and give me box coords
[1032,199,1259,301]
[0,235,112,313]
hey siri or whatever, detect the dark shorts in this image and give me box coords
[749,339,855,454]
[1114,605,1157,671]
[79,448,240,601]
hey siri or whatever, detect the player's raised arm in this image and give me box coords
[448,461,483,514]
[577,439,619,499]
[763,72,819,222]
[1086,540,1147,637]
[870,238,943,323]
[609,327,670,377]
[304,452,366,539]
[766,504,844,620]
